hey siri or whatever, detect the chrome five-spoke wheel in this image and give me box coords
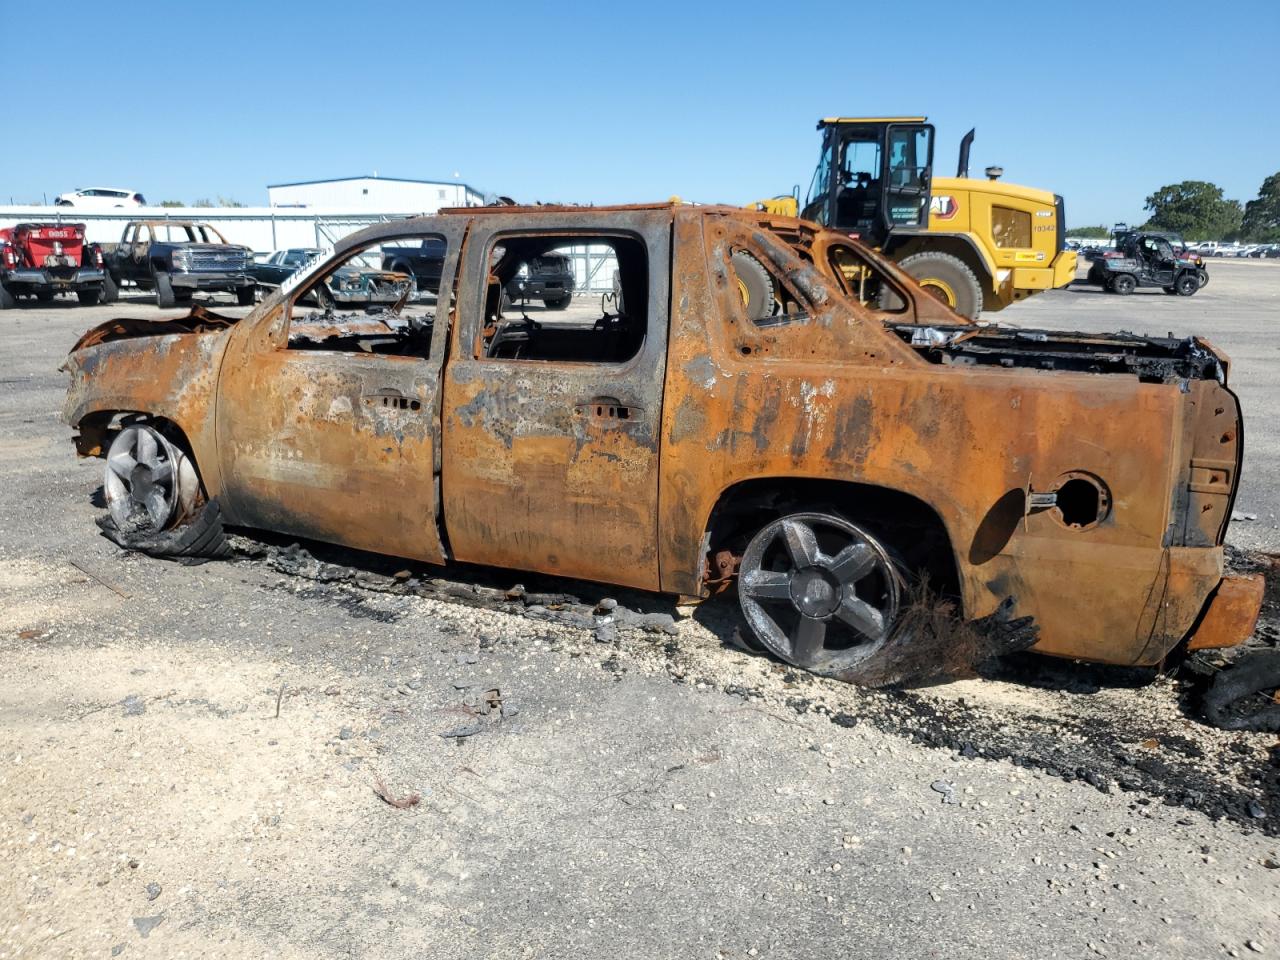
[738,512,901,673]
[103,424,199,535]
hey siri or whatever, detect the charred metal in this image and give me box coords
[61,202,1263,685]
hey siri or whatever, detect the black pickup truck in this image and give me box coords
[106,221,255,307]
[504,252,575,309]
[381,236,447,294]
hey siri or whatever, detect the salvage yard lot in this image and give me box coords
[2,261,1279,958]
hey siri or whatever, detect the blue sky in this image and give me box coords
[2,0,1276,227]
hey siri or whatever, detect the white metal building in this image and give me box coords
[266,175,485,212]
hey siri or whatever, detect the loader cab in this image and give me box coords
[800,117,935,248]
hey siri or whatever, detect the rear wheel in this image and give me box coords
[101,273,119,303]
[0,283,15,310]
[544,295,571,310]
[155,272,177,308]
[35,290,54,303]
[236,284,256,306]
[77,289,101,306]
[1110,273,1136,295]
[1175,272,1199,296]
[896,251,984,319]
[738,511,901,676]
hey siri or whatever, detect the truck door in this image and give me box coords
[440,210,670,591]
[214,217,466,564]
[880,123,934,236]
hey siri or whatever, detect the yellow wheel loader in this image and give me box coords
[753,117,1077,319]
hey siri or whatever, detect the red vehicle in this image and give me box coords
[0,222,112,309]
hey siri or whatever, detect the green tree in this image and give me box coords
[1067,225,1111,238]
[1241,172,1280,242]
[1143,181,1242,240]
[192,198,214,208]
[159,200,185,208]
[216,195,246,208]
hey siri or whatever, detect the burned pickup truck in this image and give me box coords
[61,203,1261,685]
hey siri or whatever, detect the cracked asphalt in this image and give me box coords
[1,263,1278,959]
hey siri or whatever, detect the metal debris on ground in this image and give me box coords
[930,779,958,804]
[372,777,420,810]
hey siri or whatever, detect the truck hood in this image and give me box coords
[66,304,241,353]
[891,323,1230,384]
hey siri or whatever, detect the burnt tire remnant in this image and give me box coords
[1203,651,1280,732]
[96,498,233,563]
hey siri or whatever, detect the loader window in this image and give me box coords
[478,234,647,365]
[806,141,835,209]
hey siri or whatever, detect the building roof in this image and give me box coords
[267,175,484,195]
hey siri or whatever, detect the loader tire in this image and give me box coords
[729,251,774,321]
[896,252,984,319]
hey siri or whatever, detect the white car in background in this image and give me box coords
[54,188,146,209]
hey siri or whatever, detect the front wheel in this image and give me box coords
[737,512,901,676]
[544,295,571,310]
[236,284,256,306]
[1198,268,1209,288]
[101,273,119,303]
[896,251,984,319]
[99,422,231,560]
[0,283,16,310]
[155,272,177,308]
[1175,272,1199,296]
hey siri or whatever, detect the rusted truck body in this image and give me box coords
[61,203,1262,681]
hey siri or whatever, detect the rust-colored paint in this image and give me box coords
[1186,574,1265,650]
[61,202,1261,671]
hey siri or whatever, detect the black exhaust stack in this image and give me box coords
[957,128,975,178]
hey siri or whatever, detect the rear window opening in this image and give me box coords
[480,234,647,364]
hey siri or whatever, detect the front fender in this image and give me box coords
[63,317,233,497]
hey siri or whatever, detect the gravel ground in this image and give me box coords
[2,270,1279,959]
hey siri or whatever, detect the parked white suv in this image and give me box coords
[54,188,146,209]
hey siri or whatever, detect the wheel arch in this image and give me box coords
[697,476,963,608]
[70,409,199,465]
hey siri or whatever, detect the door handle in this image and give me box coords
[363,389,423,413]
[577,397,639,421]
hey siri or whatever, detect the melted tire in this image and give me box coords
[1202,650,1280,732]
[96,497,233,564]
